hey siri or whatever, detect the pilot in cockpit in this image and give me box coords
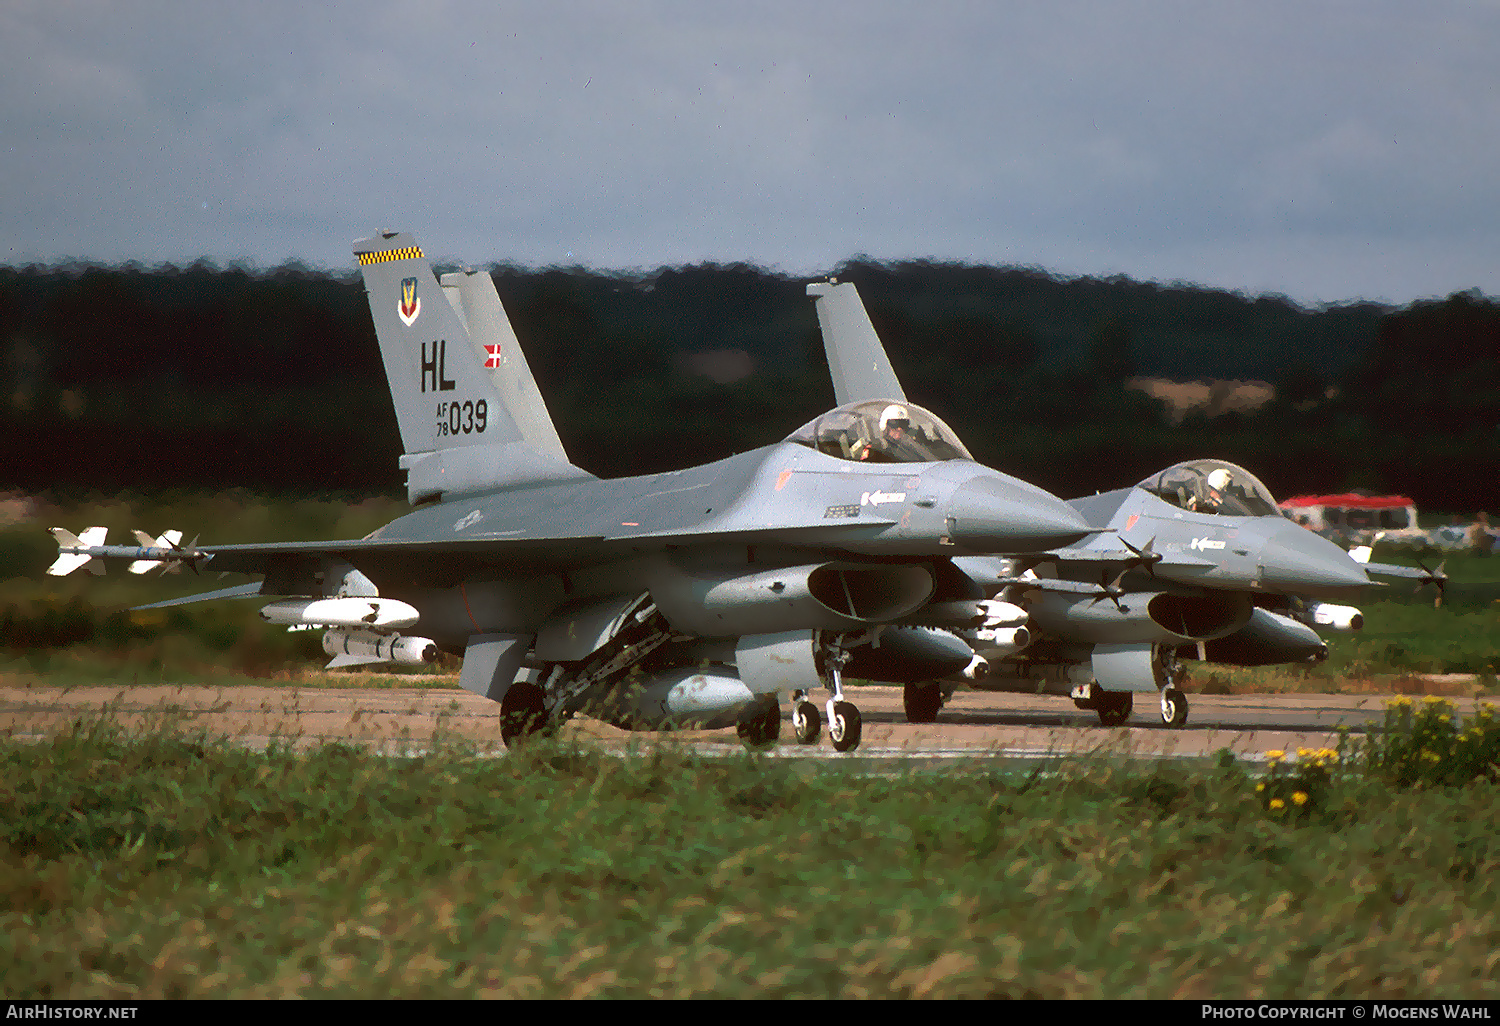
[850,403,912,461]
[1190,468,1233,513]
[877,404,911,455]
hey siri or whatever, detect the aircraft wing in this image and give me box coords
[49,532,612,592]
[48,513,910,595]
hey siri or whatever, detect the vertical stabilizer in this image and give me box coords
[806,281,908,405]
[439,269,570,463]
[353,232,590,502]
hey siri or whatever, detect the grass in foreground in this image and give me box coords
[3,702,1498,999]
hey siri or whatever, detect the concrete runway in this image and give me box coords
[4,682,1478,767]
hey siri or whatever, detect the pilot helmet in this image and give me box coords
[1207,468,1232,492]
[880,404,911,434]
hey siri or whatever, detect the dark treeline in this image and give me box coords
[1,259,1496,512]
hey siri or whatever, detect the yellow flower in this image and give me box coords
[1264,750,1285,760]
[1270,798,1286,810]
[1255,782,1265,792]
[1293,792,1309,806]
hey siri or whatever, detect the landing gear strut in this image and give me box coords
[1158,648,1190,727]
[822,646,862,752]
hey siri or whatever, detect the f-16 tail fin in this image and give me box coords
[353,231,590,503]
[806,280,908,405]
[438,269,570,463]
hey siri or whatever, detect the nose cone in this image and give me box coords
[1259,523,1373,598]
[945,475,1092,552]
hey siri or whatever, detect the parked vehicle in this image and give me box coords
[1278,493,1425,545]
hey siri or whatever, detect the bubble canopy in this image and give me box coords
[1137,459,1280,518]
[786,400,973,464]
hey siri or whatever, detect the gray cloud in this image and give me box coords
[3,0,1497,304]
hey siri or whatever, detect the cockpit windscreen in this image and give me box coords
[786,400,972,464]
[1137,460,1280,517]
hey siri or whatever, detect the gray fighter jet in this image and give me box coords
[46,232,1095,752]
[805,280,1444,728]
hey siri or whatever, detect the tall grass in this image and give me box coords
[3,714,1498,999]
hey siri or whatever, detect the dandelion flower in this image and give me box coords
[1293,792,1309,806]
[1264,750,1285,760]
[1270,798,1286,810]
[1255,782,1265,792]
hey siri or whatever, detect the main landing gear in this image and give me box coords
[902,682,943,724]
[735,697,782,747]
[499,681,549,745]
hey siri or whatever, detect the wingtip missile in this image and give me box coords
[50,526,207,576]
[129,530,185,574]
[47,526,108,576]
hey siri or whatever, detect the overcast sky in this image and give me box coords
[3,1,1497,306]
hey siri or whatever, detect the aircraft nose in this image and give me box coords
[1258,524,1373,598]
[945,475,1091,552]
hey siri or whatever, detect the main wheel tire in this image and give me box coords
[829,701,863,753]
[736,701,781,747]
[500,682,548,746]
[792,701,821,745]
[1096,690,1133,727]
[903,682,943,724]
[1160,688,1189,727]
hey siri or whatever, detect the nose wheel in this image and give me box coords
[1160,687,1189,727]
[791,692,822,744]
[828,701,862,752]
[819,646,863,752]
